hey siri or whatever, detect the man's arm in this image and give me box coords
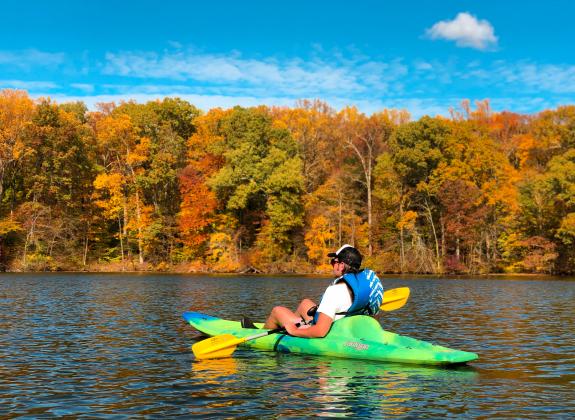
[284,313,333,338]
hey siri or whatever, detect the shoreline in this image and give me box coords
[0,269,570,279]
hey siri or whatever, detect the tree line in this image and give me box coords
[1,89,574,274]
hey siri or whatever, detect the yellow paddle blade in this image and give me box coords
[380,287,410,312]
[192,334,243,359]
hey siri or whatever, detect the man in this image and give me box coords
[261,244,383,338]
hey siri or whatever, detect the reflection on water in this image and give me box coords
[187,350,479,418]
[302,357,477,418]
[0,273,574,417]
[193,357,239,383]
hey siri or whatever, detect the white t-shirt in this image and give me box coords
[316,282,353,321]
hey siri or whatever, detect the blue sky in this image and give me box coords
[1,0,574,118]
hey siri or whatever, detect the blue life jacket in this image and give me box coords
[313,269,383,323]
[336,269,384,316]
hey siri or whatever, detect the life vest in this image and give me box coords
[335,269,384,316]
[312,269,383,323]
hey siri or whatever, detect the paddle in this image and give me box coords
[192,286,410,359]
[192,324,297,359]
[378,286,410,312]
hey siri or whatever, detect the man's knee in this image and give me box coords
[271,305,287,317]
[298,299,315,310]
[296,299,316,319]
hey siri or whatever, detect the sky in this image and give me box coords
[1,0,574,118]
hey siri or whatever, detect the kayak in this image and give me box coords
[183,311,479,366]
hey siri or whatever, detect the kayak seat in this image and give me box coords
[241,316,258,329]
[332,315,386,341]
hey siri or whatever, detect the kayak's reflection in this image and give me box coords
[311,358,475,417]
[189,349,478,417]
[192,357,239,384]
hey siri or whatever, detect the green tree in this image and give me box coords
[208,107,305,264]
[112,99,200,264]
[337,107,405,256]
[373,152,411,272]
[389,116,454,272]
[17,99,95,268]
[0,90,35,269]
[545,149,575,271]
[271,100,338,193]
[93,110,150,266]
[507,149,575,273]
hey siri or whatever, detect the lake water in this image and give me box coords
[1,273,574,418]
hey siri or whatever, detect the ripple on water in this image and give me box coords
[1,274,574,417]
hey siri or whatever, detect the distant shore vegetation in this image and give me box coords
[1,89,574,274]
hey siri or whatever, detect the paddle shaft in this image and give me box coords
[198,323,300,356]
[244,321,303,341]
[244,326,286,341]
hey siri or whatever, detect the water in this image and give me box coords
[1,273,574,418]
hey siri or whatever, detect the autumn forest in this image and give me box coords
[1,89,574,274]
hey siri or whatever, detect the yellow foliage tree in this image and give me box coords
[304,215,336,270]
[0,90,34,202]
[93,112,151,265]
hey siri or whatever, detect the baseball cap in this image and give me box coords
[327,244,362,269]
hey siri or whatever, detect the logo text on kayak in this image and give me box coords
[344,341,369,351]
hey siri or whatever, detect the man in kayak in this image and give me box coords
[260,244,383,338]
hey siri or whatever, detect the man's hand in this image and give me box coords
[284,313,333,338]
[284,321,300,336]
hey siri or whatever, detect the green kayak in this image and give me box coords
[183,312,478,366]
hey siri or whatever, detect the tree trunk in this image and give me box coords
[441,218,446,262]
[123,200,132,265]
[344,134,374,256]
[338,191,343,245]
[23,211,39,266]
[83,233,89,267]
[127,161,145,266]
[366,168,373,256]
[399,201,405,273]
[456,237,460,258]
[134,189,144,265]
[118,214,125,271]
[424,199,441,273]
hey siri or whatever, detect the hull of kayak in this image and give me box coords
[183,312,478,365]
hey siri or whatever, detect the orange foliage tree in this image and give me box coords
[178,109,225,258]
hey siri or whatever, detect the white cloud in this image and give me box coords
[0,80,59,90]
[414,60,433,71]
[425,12,498,50]
[502,63,575,93]
[70,83,95,93]
[0,49,66,70]
[9,44,574,120]
[29,86,573,121]
[102,49,408,97]
[28,86,467,120]
[416,59,575,95]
